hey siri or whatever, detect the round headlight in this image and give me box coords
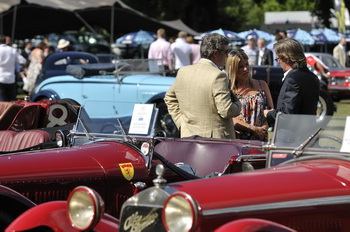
[163,192,198,232]
[68,186,104,231]
[55,129,70,147]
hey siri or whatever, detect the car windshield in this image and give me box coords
[305,53,342,68]
[271,113,349,152]
[267,114,350,167]
[72,101,158,139]
[115,59,165,75]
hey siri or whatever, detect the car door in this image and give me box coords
[113,75,138,118]
[81,75,117,118]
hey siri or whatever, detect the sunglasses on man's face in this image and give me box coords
[275,57,283,62]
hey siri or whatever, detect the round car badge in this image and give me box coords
[47,104,68,127]
[141,142,150,155]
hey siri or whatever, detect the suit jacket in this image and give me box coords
[267,68,320,127]
[256,48,273,66]
[164,59,241,139]
[333,44,346,67]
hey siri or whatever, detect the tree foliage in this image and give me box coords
[121,0,339,32]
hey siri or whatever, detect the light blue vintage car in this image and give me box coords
[31,59,178,136]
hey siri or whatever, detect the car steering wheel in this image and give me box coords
[99,122,122,134]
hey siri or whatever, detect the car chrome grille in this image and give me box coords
[330,76,346,85]
[119,206,166,232]
[288,218,342,232]
[22,190,70,204]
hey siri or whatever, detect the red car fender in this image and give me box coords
[5,201,119,232]
[213,218,297,232]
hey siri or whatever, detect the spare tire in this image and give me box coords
[57,98,81,123]
[317,89,334,118]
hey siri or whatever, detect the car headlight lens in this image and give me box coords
[55,129,70,147]
[163,192,198,232]
[68,186,104,231]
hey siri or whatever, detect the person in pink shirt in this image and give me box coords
[186,35,200,64]
[148,28,174,71]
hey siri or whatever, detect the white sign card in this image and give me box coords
[340,116,350,152]
[128,104,154,135]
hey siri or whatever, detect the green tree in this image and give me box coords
[314,0,333,28]
[121,0,337,33]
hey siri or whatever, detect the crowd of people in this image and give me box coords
[1,27,346,143]
[0,35,73,100]
[148,28,201,75]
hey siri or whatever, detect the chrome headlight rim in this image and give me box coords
[67,186,104,231]
[55,129,70,147]
[162,192,199,232]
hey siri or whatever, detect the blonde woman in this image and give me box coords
[23,41,47,95]
[226,49,273,141]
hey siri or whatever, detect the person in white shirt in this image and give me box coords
[0,35,26,101]
[148,28,174,71]
[256,38,273,66]
[171,31,193,70]
[267,33,283,66]
[241,35,258,65]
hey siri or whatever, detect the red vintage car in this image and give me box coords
[305,52,350,102]
[0,101,264,230]
[0,98,78,132]
[0,98,79,154]
[6,113,350,232]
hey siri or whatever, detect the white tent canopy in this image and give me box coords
[0,0,20,13]
[0,0,199,42]
[1,0,120,12]
[161,19,199,36]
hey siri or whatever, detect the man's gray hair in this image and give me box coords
[200,33,230,59]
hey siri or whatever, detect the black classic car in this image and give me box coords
[35,51,99,84]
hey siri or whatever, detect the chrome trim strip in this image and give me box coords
[203,195,350,216]
[328,86,350,90]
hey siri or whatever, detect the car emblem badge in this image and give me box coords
[119,163,135,181]
[47,103,69,127]
[141,142,150,155]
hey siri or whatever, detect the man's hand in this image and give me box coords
[264,109,272,118]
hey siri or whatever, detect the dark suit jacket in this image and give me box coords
[267,67,320,127]
[256,48,273,66]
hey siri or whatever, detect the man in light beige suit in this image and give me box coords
[333,37,347,67]
[164,33,241,139]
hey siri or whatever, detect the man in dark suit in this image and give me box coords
[256,38,273,66]
[264,38,319,127]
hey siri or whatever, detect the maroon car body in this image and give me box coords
[6,114,350,232]
[0,103,264,230]
[0,98,78,132]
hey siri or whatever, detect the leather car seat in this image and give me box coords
[0,130,51,151]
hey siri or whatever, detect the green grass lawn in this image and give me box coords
[334,99,350,117]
